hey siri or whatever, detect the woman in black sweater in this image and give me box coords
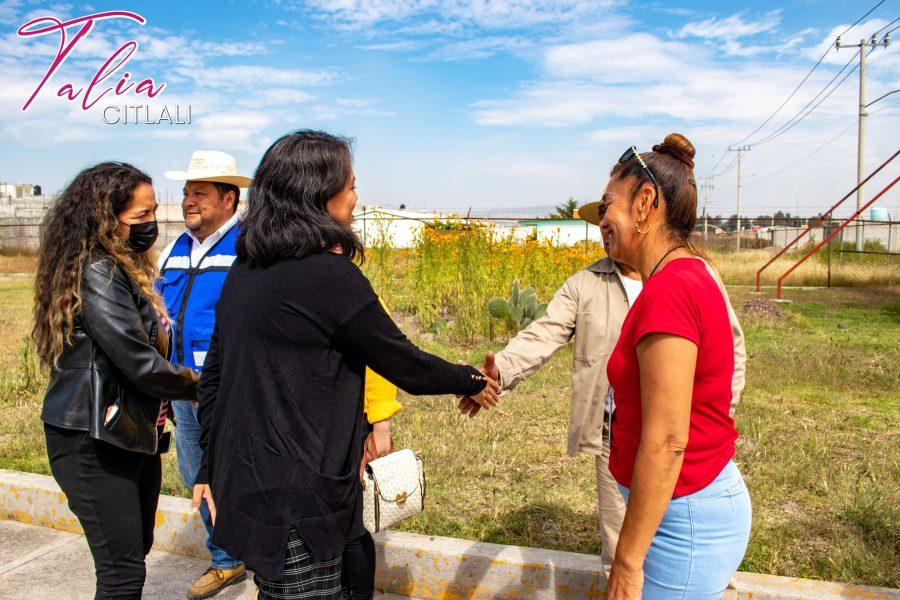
[192,130,499,600]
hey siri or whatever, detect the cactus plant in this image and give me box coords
[487,280,548,331]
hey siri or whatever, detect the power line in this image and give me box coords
[701,152,728,177]
[748,48,866,148]
[708,154,739,178]
[849,0,891,29]
[870,97,900,113]
[744,121,857,187]
[872,16,900,35]
[730,0,889,148]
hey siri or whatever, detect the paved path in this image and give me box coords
[0,520,412,600]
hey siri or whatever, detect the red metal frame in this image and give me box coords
[755,149,900,291]
[776,176,900,298]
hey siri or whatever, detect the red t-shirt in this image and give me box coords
[607,258,737,498]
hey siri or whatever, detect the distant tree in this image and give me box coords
[549,197,579,219]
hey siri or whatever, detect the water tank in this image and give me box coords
[870,207,888,221]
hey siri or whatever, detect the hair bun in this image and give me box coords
[652,133,695,169]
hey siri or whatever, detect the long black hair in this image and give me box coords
[237,130,363,266]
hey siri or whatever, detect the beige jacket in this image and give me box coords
[494,256,746,457]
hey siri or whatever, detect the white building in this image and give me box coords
[354,206,452,248]
[0,182,42,199]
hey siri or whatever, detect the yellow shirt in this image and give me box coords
[364,298,402,423]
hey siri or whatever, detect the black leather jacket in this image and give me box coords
[41,255,199,449]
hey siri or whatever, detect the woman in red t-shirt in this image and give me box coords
[598,134,751,600]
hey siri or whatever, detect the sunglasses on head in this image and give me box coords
[619,146,660,208]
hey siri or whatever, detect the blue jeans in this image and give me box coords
[172,400,241,570]
[618,461,752,600]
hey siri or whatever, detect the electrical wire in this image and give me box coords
[870,97,900,113]
[848,0,891,31]
[730,0,889,148]
[701,152,728,177]
[749,48,866,147]
[744,121,858,187]
[871,16,900,35]
[708,154,740,178]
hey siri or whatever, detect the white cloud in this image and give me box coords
[808,18,897,69]
[420,35,532,61]
[192,40,269,57]
[583,125,663,146]
[478,153,580,178]
[544,34,702,83]
[473,25,875,130]
[440,0,616,30]
[473,82,612,127]
[721,40,770,57]
[303,0,615,30]
[181,65,343,88]
[311,97,394,120]
[0,0,21,25]
[679,10,781,40]
[334,97,377,108]
[357,40,426,52]
[193,110,276,152]
[678,10,781,58]
[236,87,316,107]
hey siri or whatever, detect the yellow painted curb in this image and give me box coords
[1,470,897,599]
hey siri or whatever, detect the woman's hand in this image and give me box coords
[192,483,216,525]
[360,421,395,485]
[606,560,643,600]
[372,419,392,456]
[467,375,500,411]
[458,353,500,418]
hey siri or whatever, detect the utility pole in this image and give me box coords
[729,145,750,252]
[837,32,891,250]
[700,176,714,244]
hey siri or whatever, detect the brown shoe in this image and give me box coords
[186,565,247,599]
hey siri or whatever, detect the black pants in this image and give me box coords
[341,532,376,600]
[44,424,161,600]
[341,417,376,600]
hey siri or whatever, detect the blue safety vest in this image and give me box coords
[156,223,240,370]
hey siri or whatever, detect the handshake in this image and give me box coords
[457,351,501,418]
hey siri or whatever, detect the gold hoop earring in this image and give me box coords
[634,220,649,234]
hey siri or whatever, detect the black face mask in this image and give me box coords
[125,220,158,253]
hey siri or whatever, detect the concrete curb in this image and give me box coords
[1,470,897,599]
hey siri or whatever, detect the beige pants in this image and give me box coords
[594,436,626,578]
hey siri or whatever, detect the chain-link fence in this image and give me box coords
[2,213,898,288]
[0,218,190,253]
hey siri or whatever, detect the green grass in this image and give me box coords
[1,273,898,588]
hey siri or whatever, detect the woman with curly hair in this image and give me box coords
[33,162,199,599]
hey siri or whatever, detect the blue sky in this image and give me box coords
[1,0,898,217]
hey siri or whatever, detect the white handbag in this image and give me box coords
[362,449,425,533]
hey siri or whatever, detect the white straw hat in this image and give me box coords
[164,150,252,187]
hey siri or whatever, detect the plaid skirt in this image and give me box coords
[255,528,343,600]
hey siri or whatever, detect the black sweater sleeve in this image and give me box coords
[334,299,487,397]
[194,321,222,485]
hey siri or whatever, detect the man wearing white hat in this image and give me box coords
[155,150,252,599]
